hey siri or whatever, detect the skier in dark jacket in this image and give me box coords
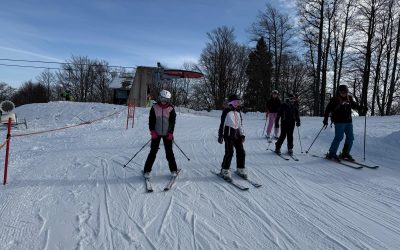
[218,94,247,181]
[324,84,365,161]
[265,90,281,139]
[274,93,301,155]
[143,90,178,178]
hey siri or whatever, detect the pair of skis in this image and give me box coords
[212,170,262,191]
[144,169,181,193]
[268,149,299,161]
[312,155,379,169]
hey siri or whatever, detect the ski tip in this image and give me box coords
[163,188,170,191]
[147,189,154,193]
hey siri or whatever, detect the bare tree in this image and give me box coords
[11,81,48,106]
[57,56,113,102]
[357,0,384,115]
[36,69,57,101]
[386,3,400,115]
[198,26,249,109]
[297,0,325,116]
[249,4,294,91]
[0,82,15,102]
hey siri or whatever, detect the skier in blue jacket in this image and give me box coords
[323,84,366,161]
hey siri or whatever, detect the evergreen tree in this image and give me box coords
[244,37,273,112]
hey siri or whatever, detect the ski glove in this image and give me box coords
[241,135,245,143]
[218,136,223,144]
[296,121,301,127]
[150,130,158,140]
[166,133,173,141]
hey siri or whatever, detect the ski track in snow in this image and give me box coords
[0,102,400,249]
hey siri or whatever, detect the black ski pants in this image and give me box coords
[276,122,295,150]
[144,136,177,173]
[221,137,245,170]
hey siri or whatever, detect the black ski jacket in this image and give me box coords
[324,95,361,124]
[266,97,281,113]
[275,102,300,127]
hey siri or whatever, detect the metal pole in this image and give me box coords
[262,114,267,137]
[297,126,303,153]
[363,114,367,161]
[173,140,190,161]
[266,140,273,150]
[3,118,12,185]
[305,126,325,154]
[123,139,151,168]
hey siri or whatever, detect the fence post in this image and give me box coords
[3,117,12,185]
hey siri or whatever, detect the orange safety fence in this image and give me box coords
[2,107,128,185]
[11,107,127,138]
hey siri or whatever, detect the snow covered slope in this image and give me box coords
[1,102,399,249]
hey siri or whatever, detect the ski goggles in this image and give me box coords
[159,97,170,103]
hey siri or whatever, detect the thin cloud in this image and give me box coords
[0,46,61,62]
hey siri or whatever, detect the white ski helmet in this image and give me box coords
[159,89,172,102]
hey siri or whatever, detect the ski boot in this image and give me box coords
[326,152,340,161]
[339,152,355,162]
[274,143,281,155]
[143,171,151,179]
[220,169,232,182]
[339,144,355,161]
[236,168,248,179]
[288,148,293,156]
[171,171,178,177]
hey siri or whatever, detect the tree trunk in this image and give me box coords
[314,0,324,116]
[360,1,376,115]
[386,13,400,115]
[337,0,352,89]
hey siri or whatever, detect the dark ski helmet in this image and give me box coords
[286,93,295,103]
[228,94,240,102]
[338,85,348,94]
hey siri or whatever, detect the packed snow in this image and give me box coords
[1,101,400,250]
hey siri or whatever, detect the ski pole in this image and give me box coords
[266,140,272,150]
[305,125,325,154]
[173,140,190,161]
[262,114,267,136]
[363,114,367,161]
[123,139,151,168]
[297,126,303,153]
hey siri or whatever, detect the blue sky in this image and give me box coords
[0,0,295,88]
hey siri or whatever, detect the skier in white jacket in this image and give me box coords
[217,94,247,181]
